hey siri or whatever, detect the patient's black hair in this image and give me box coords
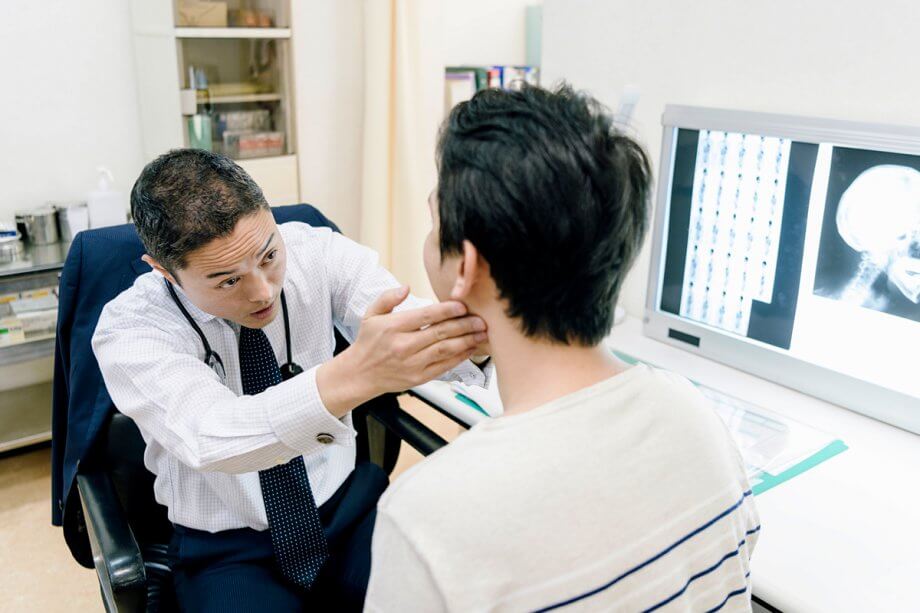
[131,148,269,276]
[436,83,651,346]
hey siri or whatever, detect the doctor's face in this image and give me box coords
[173,209,288,328]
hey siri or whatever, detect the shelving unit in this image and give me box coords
[175,26,291,39]
[0,338,55,369]
[130,0,300,205]
[0,244,66,452]
[201,93,283,104]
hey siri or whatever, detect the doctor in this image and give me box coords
[92,149,489,611]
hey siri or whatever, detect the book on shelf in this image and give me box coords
[445,65,540,114]
[446,66,489,91]
[444,71,477,114]
[446,65,540,91]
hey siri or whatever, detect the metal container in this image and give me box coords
[0,234,25,264]
[16,207,59,245]
[51,201,89,242]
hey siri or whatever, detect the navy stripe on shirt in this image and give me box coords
[643,526,761,612]
[534,490,755,612]
[705,572,752,613]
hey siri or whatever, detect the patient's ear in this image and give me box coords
[450,240,480,300]
[142,254,180,286]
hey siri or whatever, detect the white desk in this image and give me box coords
[413,315,920,612]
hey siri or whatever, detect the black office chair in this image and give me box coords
[55,206,451,612]
[76,332,445,613]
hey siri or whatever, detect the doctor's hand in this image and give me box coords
[316,286,488,417]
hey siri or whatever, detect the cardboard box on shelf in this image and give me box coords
[215,110,272,140]
[223,131,285,159]
[177,1,229,27]
[229,9,274,27]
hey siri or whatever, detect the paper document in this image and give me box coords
[698,384,846,494]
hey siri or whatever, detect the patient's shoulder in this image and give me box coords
[377,436,469,508]
[618,363,725,433]
[375,425,508,530]
[377,365,745,536]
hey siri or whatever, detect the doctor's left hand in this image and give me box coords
[316,286,487,417]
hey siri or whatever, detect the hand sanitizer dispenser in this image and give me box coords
[87,167,128,228]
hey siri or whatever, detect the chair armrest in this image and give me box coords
[366,400,448,457]
[76,471,147,613]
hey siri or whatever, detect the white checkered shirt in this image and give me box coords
[92,222,487,532]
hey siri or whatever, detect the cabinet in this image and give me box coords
[0,243,66,452]
[130,0,299,205]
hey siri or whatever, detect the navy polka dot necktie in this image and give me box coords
[239,326,328,589]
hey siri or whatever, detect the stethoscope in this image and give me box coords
[165,279,304,383]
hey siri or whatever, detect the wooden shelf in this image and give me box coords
[234,152,295,163]
[175,27,291,39]
[0,242,67,279]
[198,93,283,105]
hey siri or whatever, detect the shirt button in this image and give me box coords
[316,433,335,445]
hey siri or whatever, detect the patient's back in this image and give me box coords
[366,364,759,612]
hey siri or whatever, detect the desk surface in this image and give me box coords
[413,315,920,613]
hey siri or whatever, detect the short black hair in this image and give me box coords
[131,149,269,274]
[436,83,651,346]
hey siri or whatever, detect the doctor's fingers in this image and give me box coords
[404,315,487,353]
[387,300,468,332]
[414,332,487,372]
[420,352,480,384]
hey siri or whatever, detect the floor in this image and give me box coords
[0,396,461,612]
[0,445,99,612]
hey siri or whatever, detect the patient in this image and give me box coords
[365,84,760,611]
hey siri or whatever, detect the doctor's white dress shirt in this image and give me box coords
[92,222,486,533]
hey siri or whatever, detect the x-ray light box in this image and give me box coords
[645,106,920,433]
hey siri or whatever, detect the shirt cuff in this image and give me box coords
[267,365,357,454]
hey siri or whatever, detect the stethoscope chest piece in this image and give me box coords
[279,362,304,381]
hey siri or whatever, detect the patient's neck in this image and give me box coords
[488,317,627,417]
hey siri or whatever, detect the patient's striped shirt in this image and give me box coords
[366,364,760,612]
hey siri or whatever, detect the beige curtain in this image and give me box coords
[361,0,444,299]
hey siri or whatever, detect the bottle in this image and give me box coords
[87,167,128,228]
[185,65,214,152]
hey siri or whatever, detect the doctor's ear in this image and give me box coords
[449,240,484,300]
[142,254,180,286]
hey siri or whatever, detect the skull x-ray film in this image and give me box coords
[814,150,920,321]
[657,126,920,402]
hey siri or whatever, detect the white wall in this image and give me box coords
[443,0,535,66]
[0,0,536,237]
[0,0,143,223]
[0,0,367,237]
[292,0,365,238]
[541,0,920,317]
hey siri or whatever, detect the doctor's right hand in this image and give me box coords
[316,286,488,417]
